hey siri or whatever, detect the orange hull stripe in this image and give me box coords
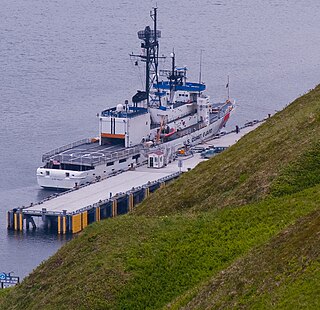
[101,133,125,139]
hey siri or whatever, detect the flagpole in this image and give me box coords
[199,50,203,84]
[199,49,204,96]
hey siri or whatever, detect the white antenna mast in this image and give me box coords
[199,49,204,84]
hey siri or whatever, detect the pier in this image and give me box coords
[7,121,263,234]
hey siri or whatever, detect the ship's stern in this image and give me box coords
[36,168,88,190]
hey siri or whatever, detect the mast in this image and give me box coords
[198,49,203,96]
[169,51,175,103]
[132,7,161,106]
[199,49,203,85]
[152,8,160,89]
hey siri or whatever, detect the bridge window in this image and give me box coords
[106,162,114,166]
[119,158,127,163]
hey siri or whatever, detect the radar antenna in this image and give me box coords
[131,7,163,106]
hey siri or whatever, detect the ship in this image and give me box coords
[37,8,235,189]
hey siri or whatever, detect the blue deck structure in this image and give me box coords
[101,106,148,118]
[153,81,206,92]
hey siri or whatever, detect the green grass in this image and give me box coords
[270,141,320,197]
[1,185,320,310]
[172,208,320,309]
[1,85,320,309]
[0,290,10,301]
[118,189,320,310]
[260,261,320,309]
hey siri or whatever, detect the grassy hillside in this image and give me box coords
[0,85,319,309]
[0,291,10,302]
[171,208,320,309]
[1,188,319,310]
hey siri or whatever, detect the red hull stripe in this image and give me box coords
[223,112,230,122]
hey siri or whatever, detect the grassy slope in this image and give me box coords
[0,290,10,301]
[172,209,320,309]
[1,188,319,310]
[0,86,320,309]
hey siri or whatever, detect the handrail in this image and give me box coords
[42,138,91,162]
[48,145,144,166]
[42,141,143,166]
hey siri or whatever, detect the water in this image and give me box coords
[1,0,319,279]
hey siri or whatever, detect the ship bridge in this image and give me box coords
[153,81,206,92]
[100,106,150,148]
[101,106,148,118]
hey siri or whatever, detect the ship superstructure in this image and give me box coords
[37,8,234,189]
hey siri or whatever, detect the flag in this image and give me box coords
[226,83,229,88]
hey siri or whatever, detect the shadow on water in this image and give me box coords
[7,226,73,242]
[8,188,72,242]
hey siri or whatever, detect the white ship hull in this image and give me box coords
[37,110,231,190]
[37,153,141,190]
[36,8,235,190]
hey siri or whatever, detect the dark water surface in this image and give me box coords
[1,0,319,278]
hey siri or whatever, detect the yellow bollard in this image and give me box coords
[14,213,18,231]
[82,211,88,229]
[96,207,100,222]
[112,200,118,217]
[72,214,82,234]
[58,216,61,234]
[129,194,134,212]
[7,212,10,229]
[19,213,23,231]
[63,216,66,234]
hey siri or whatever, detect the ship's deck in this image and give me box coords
[45,142,140,166]
[33,123,264,214]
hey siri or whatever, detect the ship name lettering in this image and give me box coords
[192,135,201,142]
[202,128,213,138]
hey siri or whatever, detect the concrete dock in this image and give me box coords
[7,121,262,234]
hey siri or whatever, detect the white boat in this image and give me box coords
[37,8,235,189]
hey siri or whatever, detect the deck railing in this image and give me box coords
[49,145,144,166]
[42,138,91,162]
